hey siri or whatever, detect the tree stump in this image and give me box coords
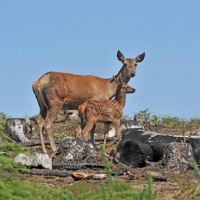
[161,142,193,173]
[4,118,31,143]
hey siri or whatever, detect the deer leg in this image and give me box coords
[113,120,122,142]
[81,120,95,142]
[75,126,81,139]
[90,124,96,145]
[36,106,48,153]
[75,117,86,139]
[44,104,62,152]
[103,123,111,148]
[37,115,46,153]
[80,117,86,131]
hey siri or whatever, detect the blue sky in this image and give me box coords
[0,1,200,120]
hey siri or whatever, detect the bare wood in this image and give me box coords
[32,50,145,153]
[72,172,107,180]
[78,82,135,148]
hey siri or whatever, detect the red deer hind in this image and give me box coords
[78,80,135,148]
[32,50,145,153]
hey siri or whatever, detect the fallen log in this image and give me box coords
[52,162,105,170]
[18,168,124,179]
[114,128,200,168]
[147,170,167,181]
[18,168,72,177]
[15,137,75,147]
[72,172,106,180]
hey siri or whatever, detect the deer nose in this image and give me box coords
[131,72,135,77]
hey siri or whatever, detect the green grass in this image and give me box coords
[0,117,6,131]
[158,115,179,125]
[0,177,75,200]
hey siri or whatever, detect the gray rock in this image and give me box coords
[14,152,52,169]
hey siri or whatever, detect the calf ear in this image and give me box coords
[135,52,145,62]
[110,75,121,85]
[110,75,116,83]
[110,75,119,83]
[117,50,125,62]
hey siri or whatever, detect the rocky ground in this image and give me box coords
[1,115,200,199]
[25,116,200,199]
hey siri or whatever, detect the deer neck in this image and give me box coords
[116,66,131,83]
[108,69,130,99]
[107,73,120,99]
[114,89,126,108]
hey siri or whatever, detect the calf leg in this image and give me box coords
[90,124,96,144]
[103,123,111,148]
[81,120,95,142]
[113,119,122,142]
[75,126,82,139]
[75,117,85,139]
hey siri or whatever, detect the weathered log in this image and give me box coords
[72,172,107,180]
[52,162,105,170]
[18,168,123,179]
[15,137,75,147]
[114,128,200,167]
[20,169,72,177]
[147,170,167,181]
[30,169,72,177]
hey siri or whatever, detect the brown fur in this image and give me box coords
[78,82,135,147]
[32,50,145,153]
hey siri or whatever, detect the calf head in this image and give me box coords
[118,82,136,94]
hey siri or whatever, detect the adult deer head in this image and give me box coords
[117,50,145,82]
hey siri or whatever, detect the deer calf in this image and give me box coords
[78,81,135,147]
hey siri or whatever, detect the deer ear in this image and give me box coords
[110,75,116,83]
[117,50,125,62]
[116,77,121,85]
[135,52,145,62]
[110,75,121,84]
